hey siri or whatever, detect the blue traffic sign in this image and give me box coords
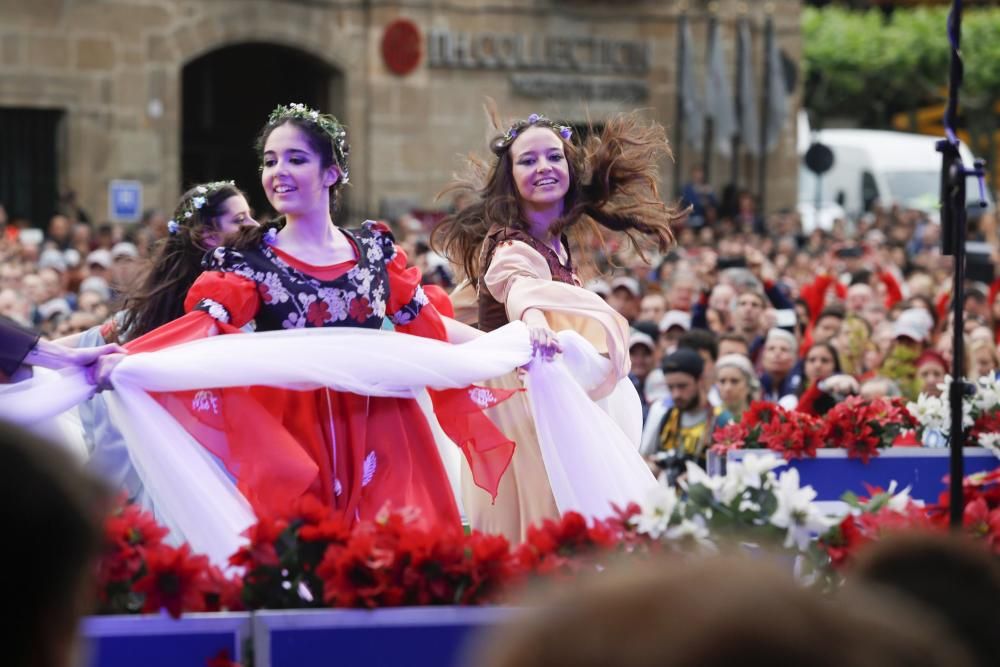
[108,180,143,223]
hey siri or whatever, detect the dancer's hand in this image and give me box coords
[25,340,125,371]
[528,326,561,362]
[87,352,127,391]
[67,343,126,367]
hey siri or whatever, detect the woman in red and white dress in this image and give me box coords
[103,105,522,554]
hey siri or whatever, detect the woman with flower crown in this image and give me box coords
[432,107,682,542]
[91,103,526,546]
[55,181,258,505]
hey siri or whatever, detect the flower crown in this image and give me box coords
[267,103,350,183]
[167,181,235,235]
[498,113,573,151]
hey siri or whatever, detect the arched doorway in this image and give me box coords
[181,43,344,220]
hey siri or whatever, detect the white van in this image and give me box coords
[798,127,992,229]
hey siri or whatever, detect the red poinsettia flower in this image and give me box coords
[743,400,786,428]
[349,297,373,322]
[710,422,748,456]
[133,543,212,618]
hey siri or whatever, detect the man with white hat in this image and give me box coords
[629,328,658,421]
[658,310,692,355]
[608,276,642,323]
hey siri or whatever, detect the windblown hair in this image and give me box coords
[432,103,685,282]
[114,183,246,343]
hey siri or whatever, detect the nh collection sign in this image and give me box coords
[426,28,650,101]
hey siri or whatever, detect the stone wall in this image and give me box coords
[0,0,802,223]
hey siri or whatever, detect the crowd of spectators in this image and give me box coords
[3,180,999,455]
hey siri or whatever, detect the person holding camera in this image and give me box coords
[641,348,718,482]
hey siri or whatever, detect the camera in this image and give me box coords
[651,449,691,488]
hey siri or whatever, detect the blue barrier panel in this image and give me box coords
[82,612,250,667]
[254,607,514,667]
[712,448,999,502]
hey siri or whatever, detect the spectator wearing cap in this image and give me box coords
[892,308,933,349]
[759,328,802,409]
[658,309,691,355]
[640,348,718,464]
[109,242,141,295]
[585,278,611,301]
[85,249,112,282]
[77,277,112,322]
[628,329,657,422]
[608,276,641,323]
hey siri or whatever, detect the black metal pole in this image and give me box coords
[674,13,687,199]
[936,0,972,530]
[757,16,772,216]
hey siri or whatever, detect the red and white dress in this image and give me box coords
[125,221,507,532]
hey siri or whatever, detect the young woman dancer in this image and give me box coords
[433,108,682,541]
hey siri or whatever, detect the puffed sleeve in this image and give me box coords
[183,271,260,328]
[125,271,260,354]
[484,240,631,400]
[385,244,446,341]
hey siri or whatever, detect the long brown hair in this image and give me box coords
[114,183,246,342]
[432,105,684,282]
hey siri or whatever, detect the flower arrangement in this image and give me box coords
[817,483,929,570]
[97,501,243,618]
[712,397,916,463]
[96,465,1000,619]
[711,400,822,460]
[820,396,917,463]
[908,375,1000,455]
[231,496,514,610]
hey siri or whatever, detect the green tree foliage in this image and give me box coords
[803,6,999,128]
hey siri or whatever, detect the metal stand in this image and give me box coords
[936,0,988,529]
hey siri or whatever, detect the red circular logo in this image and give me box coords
[381,19,421,76]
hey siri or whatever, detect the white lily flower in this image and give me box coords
[769,469,834,551]
[631,485,680,539]
[681,461,725,498]
[730,452,787,491]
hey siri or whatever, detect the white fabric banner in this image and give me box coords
[0,323,654,565]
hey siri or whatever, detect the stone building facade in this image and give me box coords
[0,0,801,226]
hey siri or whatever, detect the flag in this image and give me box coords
[738,18,761,156]
[705,20,736,156]
[764,19,789,152]
[679,17,703,148]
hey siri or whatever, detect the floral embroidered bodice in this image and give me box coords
[199,220,427,331]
